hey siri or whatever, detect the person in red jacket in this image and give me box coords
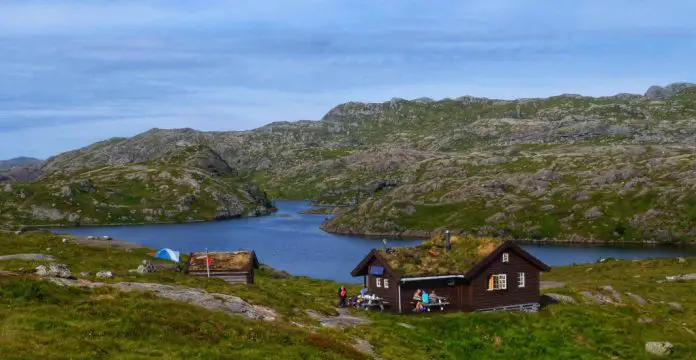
[338,286,348,308]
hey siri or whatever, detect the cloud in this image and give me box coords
[0,0,695,158]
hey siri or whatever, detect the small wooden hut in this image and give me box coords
[351,236,550,313]
[185,251,259,285]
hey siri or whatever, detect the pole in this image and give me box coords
[205,248,210,278]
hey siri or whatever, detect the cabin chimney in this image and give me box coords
[444,230,451,251]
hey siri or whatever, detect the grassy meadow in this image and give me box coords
[0,231,695,359]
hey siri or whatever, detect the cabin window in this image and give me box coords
[487,274,507,290]
[376,277,382,288]
[502,252,509,263]
[518,272,526,288]
[383,278,389,288]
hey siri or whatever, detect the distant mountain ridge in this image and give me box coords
[4,82,696,242]
[0,157,42,169]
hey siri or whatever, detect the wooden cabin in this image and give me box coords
[185,251,259,285]
[351,238,550,313]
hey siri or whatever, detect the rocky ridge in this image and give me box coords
[0,145,274,227]
[4,83,696,241]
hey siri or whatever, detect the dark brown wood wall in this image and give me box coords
[365,258,400,311]
[188,270,251,285]
[398,278,469,313]
[469,250,540,310]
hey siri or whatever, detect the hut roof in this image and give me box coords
[187,251,258,272]
[376,236,503,277]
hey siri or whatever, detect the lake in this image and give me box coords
[54,201,696,283]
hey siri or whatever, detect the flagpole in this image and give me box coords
[205,248,210,278]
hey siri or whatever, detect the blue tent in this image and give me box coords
[152,248,180,262]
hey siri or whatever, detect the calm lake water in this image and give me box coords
[54,201,696,283]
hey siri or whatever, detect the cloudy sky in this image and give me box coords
[1,0,694,159]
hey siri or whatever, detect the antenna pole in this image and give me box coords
[205,248,210,278]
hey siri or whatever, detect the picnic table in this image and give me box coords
[412,296,451,312]
[358,295,388,311]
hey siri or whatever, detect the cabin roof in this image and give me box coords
[187,251,259,272]
[351,236,550,279]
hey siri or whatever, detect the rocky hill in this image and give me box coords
[0,145,274,228]
[6,82,696,242]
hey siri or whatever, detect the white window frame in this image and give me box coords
[376,277,382,288]
[502,252,509,263]
[518,272,526,288]
[488,274,507,291]
[384,278,389,289]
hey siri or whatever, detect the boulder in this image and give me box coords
[677,257,686,263]
[599,285,622,302]
[96,271,113,279]
[625,292,648,305]
[665,273,696,282]
[645,342,673,357]
[580,291,613,305]
[542,293,576,305]
[79,272,92,277]
[37,263,71,278]
[668,302,683,311]
[35,265,50,277]
[137,263,155,274]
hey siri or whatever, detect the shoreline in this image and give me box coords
[8,208,279,232]
[320,223,696,246]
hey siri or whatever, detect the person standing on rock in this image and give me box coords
[338,286,348,308]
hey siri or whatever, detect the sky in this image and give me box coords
[0,0,695,159]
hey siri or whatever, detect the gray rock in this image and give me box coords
[645,341,673,357]
[47,263,71,278]
[638,317,653,324]
[584,207,603,220]
[0,254,55,261]
[600,285,622,302]
[543,293,576,304]
[45,278,277,321]
[96,271,113,279]
[580,291,613,305]
[677,257,686,263]
[665,273,696,282]
[137,264,155,274]
[79,272,92,277]
[668,302,683,311]
[625,292,648,305]
[35,265,49,277]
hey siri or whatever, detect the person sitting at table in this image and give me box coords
[412,289,422,301]
[360,287,368,297]
[429,290,437,302]
[421,289,430,311]
[413,289,423,311]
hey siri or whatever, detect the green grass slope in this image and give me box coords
[0,232,695,359]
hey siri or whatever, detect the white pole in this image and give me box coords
[205,248,210,278]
